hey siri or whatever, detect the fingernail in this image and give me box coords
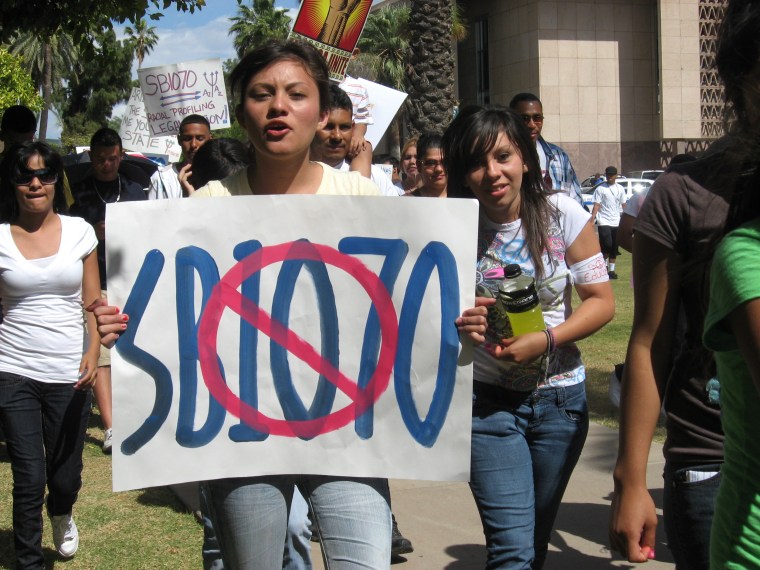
[647,549,655,559]
[122,315,129,322]
[121,324,127,330]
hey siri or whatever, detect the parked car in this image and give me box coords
[625,169,664,181]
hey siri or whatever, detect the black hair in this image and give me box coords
[715,1,760,232]
[417,132,443,160]
[508,92,542,109]
[191,138,250,188]
[229,40,330,114]
[90,127,122,151]
[0,141,68,222]
[179,114,211,132]
[442,105,557,279]
[1,105,37,135]
[375,154,399,168]
[327,83,353,114]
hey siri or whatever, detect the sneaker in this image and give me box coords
[50,513,79,558]
[608,270,619,280]
[391,514,414,556]
[102,428,113,454]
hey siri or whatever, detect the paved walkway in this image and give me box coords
[311,422,675,569]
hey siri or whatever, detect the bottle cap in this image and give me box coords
[504,264,522,279]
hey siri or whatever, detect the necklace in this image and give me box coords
[92,174,121,204]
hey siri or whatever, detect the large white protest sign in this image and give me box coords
[138,59,230,137]
[119,88,182,163]
[106,196,478,491]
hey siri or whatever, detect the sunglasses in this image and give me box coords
[14,168,58,186]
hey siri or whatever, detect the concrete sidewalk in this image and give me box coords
[312,422,675,569]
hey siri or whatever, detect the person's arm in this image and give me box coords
[349,139,372,178]
[609,232,682,563]
[490,221,614,364]
[348,123,369,160]
[591,202,600,223]
[618,213,635,252]
[76,250,101,389]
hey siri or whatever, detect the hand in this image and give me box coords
[485,331,548,365]
[85,297,128,348]
[609,484,658,562]
[74,352,98,390]
[178,162,195,196]
[347,134,367,160]
[456,297,493,345]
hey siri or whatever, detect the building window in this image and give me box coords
[700,0,728,138]
[475,17,490,105]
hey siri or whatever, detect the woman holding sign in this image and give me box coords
[92,40,491,569]
[442,106,614,569]
[0,142,100,567]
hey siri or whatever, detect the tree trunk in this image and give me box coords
[405,0,455,135]
[38,41,52,141]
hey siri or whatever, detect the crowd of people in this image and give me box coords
[0,0,758,567]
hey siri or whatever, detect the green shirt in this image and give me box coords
[704,217,760,568]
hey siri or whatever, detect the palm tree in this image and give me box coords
[124,17,159,68]
[405,0,456,135]
[229,0,291,59]
[10,29,78,140]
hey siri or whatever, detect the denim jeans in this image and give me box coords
[470,381,589,570]
[663,461,721,570]
[201,483,313,570]
[205,475,391,569]
[0,373,91,569]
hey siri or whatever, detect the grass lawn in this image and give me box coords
[0,251,647,568]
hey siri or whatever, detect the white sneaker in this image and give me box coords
[50,513,79,557]
[102,428,113,454]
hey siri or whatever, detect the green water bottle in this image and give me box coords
[499,264,546,336]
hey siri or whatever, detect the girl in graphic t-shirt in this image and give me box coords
[0,141,100,567]
[442,106,614,569]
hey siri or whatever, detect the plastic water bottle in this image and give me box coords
[498,264,545,336]
[476,278,511,340]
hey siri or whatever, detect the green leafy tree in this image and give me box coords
[124,17,159,68]
[0,1,209,54]
[229,0,291,58]
[0,49,43,118]
[9,30,79,141]
[55,29,133,145]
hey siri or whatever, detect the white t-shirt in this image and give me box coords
[194,162,382,198]
[148,163,183,199]
[592,182,626,226]
[334,159,401,196]
[475,194,590,391]
[0,215,98,383]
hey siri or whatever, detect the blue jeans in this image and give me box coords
[205,475,391,569]
[663,461,721,570]
[0,373,91,569]
[470,381,588,570]
[200,483,313,570]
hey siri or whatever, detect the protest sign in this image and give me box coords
[106,195,478,491]
[289,0,372,81]
[138,59,229,137]
[353,78,407,149]
[119,88,182,163]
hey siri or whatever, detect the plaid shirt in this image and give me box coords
[539,137,583,207]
